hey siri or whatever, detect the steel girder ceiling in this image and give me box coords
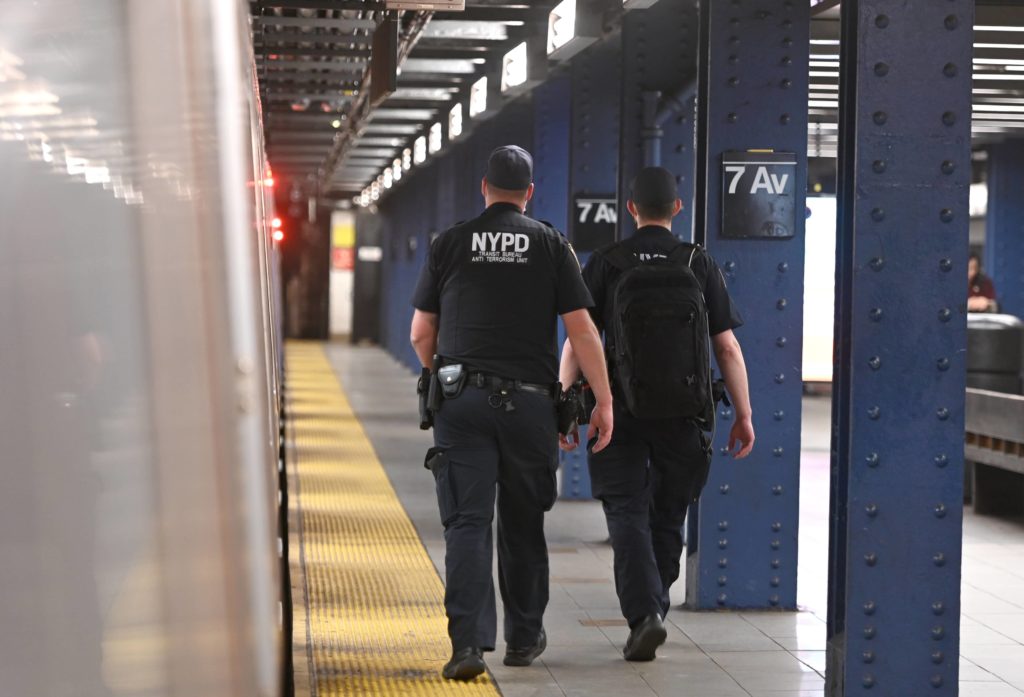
[251,0,560,198]
[253,1,1024,199]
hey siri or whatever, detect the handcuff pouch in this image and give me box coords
[438,363,467,400]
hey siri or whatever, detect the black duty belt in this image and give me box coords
[466,372,556,399]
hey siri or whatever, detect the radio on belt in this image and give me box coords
[721,150,798,239]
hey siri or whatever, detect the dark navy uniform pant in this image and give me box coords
[431,385,558,652]
[587,402,710,626]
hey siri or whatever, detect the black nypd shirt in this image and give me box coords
[583,225,743,337]
[412,202,593,383]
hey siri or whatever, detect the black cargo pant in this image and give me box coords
[587,401,711,626]
[430,383,559,652]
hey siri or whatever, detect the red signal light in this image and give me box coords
[271,217,282,229]
[264,177,275,187]
[272,230,284,242]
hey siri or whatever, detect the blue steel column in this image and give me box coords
[531,75,571,232]
[558,41,623,500]
[688,0,808,610]
[828,2,972,695]
[618,1,699,242]
[532,75,585,499]
[984,140,1024,319]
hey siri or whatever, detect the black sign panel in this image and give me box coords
[572,195,617,251]
[721,151,797,239]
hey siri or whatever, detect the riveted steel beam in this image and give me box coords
[617,1,698,241]
[690,0,809,611]
[827,2,973,694]
[550,39,623,501]
[531,75,571,235]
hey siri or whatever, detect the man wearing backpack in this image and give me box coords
[558,166,754,661]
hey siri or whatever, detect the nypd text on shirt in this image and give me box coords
[470,231,531,264]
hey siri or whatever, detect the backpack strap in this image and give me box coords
[601,243,640,272]
[667,242,701,268]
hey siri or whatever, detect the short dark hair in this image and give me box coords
[634,200,676,222]
[969,251,981,263]
[485,180,530,199]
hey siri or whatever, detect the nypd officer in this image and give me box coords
[559,166,754,661]
[410,145,614,681]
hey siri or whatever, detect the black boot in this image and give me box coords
[503,628,547,667]
[623,614,667,662]
[442,647,486,681]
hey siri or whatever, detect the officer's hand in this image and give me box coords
[559,426,580,451]
[728,416,755,458]
[588,402,614,453]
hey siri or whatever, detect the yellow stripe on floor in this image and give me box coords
[287,343,500,697]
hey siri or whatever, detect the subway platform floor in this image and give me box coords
[296,342,1024,697]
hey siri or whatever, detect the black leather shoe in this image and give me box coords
[442,647,486,681]
[503,628,547,667]
[623,614,667,661]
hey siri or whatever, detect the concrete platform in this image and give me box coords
[322,342,1024,696]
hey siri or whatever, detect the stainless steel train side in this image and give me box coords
[0,2,285,696]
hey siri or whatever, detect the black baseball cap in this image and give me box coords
[630,166,679,206]
[485,145,533,190]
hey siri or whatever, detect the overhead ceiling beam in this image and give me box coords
[253,0,385,10]
[397,75,464,87]
[268,139,340,147]
[320,10,434,187]
[262,76,358,87]
[259,59,366,71]
[378,98,452,109]
[415,37,506,49]
[409,46,495,60]
[253,16,377,30]
[263,92,355,100]
[268,155,331,164]
[255,30,373,42]
[435,6,549,21]
[255,45,372,57]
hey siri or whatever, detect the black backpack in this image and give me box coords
[603,242,713,424]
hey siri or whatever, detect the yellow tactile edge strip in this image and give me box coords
[287,342,501,697]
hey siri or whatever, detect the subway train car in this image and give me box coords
[0,2,286,697]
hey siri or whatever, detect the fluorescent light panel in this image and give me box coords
[469,76,487,116]
[548,0,576,54]
[449,102,463,139]
[429,122,443,152]
[501,42,528,91]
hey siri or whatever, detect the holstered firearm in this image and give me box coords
[417,367,433,430]
[418,354,443,430]
[557,381,591,436]
[712,378,731,407]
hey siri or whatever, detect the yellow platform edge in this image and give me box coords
[286,342,500,697]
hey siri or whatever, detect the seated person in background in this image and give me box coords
[968,252,998,313]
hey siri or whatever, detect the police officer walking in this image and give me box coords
[409,145,614,681]
[559,166,754,661]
